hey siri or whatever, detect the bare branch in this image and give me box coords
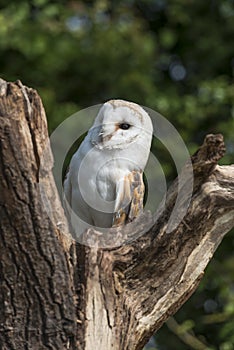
[78,135,234,350]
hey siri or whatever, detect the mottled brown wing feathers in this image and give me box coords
[112,170,144,227]
[128,171,144,221]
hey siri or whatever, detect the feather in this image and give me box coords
[112,170,144,227]
[63,167,72,225]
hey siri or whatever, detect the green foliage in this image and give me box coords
[1,0,234,349]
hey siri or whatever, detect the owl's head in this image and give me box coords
[91,99,153,151]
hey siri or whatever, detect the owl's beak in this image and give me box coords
[98,124,115,144]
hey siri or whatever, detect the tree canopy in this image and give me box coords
[0,1,234,349]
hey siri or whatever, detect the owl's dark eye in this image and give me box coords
[119,123,131,130]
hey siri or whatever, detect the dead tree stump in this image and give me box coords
[0,79,234,350]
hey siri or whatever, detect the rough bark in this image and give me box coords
[0,79,76,349]
[0,79,234,350]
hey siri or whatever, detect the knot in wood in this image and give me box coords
[192,133,225,166]
[203,134,225,162]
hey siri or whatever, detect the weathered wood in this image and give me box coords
[77,144,234,350]
[0,79,234,350]
[0,79,76,350]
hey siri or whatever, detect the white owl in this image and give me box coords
[63,99,153,234]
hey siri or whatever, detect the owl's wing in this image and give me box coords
[112,170,144,227]
[63,167,72,224]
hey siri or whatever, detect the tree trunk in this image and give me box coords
[0,79,234,350]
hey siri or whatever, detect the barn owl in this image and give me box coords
[63,99,153,234]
